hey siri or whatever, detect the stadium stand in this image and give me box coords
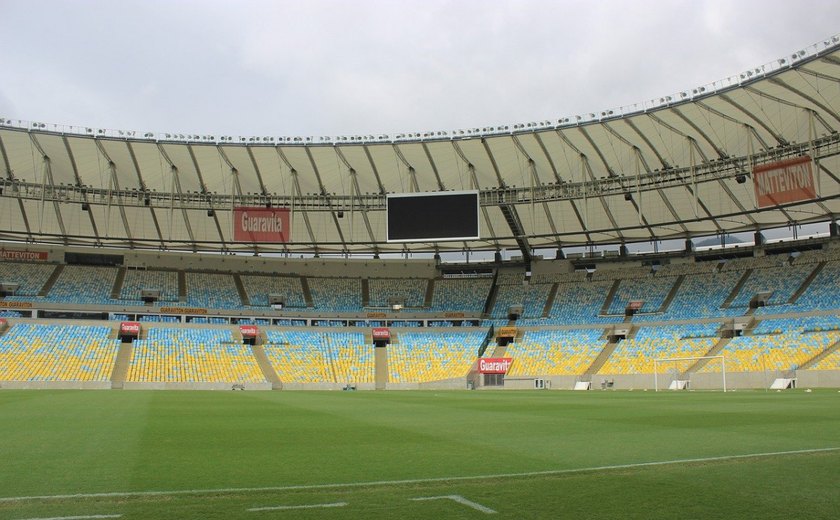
[308,277,363,312]
[127,328,265,383]
[184,272,243,310]
[598,324,719,375]
[117,269,179,303]
[0,323,120,381]
[36,265,118,305]
[241,274,306,308]
[505,328,605,376]
[429,277,493,312]
[0,261,56,296]
[388,330,486,383]
[367,278,427,308]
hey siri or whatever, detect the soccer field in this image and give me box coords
[0,389,838,519]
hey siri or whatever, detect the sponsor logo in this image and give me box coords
[372,327,390,340]
[753,156,816,208]
[239,325,259,337]
[159,307,208,315]
[479,357,513,374]
[498,327,517,338]
[0,249,48,261]
[120,322,141,334]
[367,312,387,319]
[233,207,290,243]
[444,312,466,319]
[0,301,32,309]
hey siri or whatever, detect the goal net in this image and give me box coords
[653,355,726,392]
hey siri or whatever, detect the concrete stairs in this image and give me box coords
[300,277,314,307]
[722,269,753,308]
[38,264,64,296]
[681,337,732,376]
[600,280,621,316]
[375,344,387,390]
[798,337,840,370]
[110,342,133,389]
[233,274,250,306]
[658,275,685,312]
[177,270,187,303]
[110,267,126,299]
[361,278,370,308]
[251,344,283,389]
[424,279,435,308]
[542,282,559,318]
[584,340,620,376]
[788,262,825,304]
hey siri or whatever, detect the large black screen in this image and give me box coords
[386,191,480,242]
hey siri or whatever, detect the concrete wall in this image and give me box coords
[121,382,272,391]
[0,381,111,390]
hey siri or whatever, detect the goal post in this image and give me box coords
[653,355,726,392]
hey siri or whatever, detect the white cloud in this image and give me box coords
[1,0,839,136]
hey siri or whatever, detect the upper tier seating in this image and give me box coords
[367,278,427,308]
[40,265,118,305]
[308,277,362,312]
[546,280,617,324]
[787,261,840,311]
[118,269,179,303]
[430,277,493,312]
[241,274,306,308]
[0,323,120,381]
[607,274,678,315]
[730,262,814,309]
[0,261,56,296]
[185,272,242,309]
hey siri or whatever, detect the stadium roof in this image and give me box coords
[2,35,840,257]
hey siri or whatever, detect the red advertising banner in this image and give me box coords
[478,357,513,374]
[120,321,141,335]
[240,325,259,338]
[233,207,290,243]
[753,156,816,208]
[0,318,7,328]
[0,249,48,261]
[372,327,391,340]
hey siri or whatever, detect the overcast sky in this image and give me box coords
[1,0,839,139]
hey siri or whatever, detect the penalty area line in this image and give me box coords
[0,446,837,504]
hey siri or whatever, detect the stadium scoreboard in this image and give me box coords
[386,190,480,242]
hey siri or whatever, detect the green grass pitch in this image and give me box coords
[0,389,838,519]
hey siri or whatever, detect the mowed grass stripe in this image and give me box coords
[0,389,839,518]
[0,446,836,503]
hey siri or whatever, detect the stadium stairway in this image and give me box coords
[375,345,387,389]
[788,262,825,304]
[300,277,314,307]
[542,283,559,318]
[110,342,133,389]
[251,345,283,389]
[233,274,250,306]
[722,269,753,308]
[110,267,126,299]
[38,264,64,296]
[600,280,621,316]
[797,337,840,370]
[177,271,187,303]
[424,279,435,307]
[658,275,685,313]
[585,338,620,377]
[361,278,370,307]
[681,337,732,376]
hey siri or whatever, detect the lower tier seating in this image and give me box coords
[0,323,120,381]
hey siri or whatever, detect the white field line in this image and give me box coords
[0,447,836,504]
[13,515,122,520]
[248,502,347,512]
[411,495,497,514]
